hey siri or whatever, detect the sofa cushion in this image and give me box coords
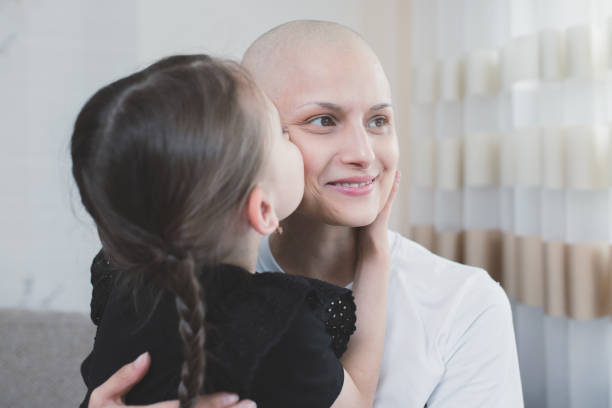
[0,308,95,408]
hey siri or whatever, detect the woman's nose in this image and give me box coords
[338,122,375,168]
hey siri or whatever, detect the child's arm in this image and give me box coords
[332,171,400,408]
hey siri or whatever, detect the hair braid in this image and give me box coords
[166,252,205,408]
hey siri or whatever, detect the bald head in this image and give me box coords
[242,20,385,102]
[242,21,398,228]
[243,20,369,66]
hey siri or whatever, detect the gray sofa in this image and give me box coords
[0,308,96,408]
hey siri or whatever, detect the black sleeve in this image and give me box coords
[80,288,183,407]
[249,300,344,408]
[80,250,116,408]
[90,250,115,325]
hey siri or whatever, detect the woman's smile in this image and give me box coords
[326,175,378,196]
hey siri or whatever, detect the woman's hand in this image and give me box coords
[88,352,256,408]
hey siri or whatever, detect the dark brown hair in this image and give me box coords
[71,55,267,407]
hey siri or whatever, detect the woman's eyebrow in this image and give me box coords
[295,102,391,112]
[298,102,343,112]
[369,103,392,111]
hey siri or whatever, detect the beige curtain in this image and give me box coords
[409,1,612,320]
[407,1,612,407]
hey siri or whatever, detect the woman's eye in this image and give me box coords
[309,116,336,127]
[367,116,388,128]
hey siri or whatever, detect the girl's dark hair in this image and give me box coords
[71,55,267,408]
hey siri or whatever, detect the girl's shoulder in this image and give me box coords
[88,251,356,356]
[256,271,357,358]
[183,264,357,404]
[86,252,356,401]
[225,271,355,407]
[203,266,356,359]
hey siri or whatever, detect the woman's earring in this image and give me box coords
[275,225,284,235]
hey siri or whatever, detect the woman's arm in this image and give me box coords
[332,171,399,408]
[88,353,256,408]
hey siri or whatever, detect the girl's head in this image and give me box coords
[72,54,302,269]
[71,54,303,407]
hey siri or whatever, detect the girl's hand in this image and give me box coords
[334,171,400,408]
[88,352,256,408]
[357,170,400,258]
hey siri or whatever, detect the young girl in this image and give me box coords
[74,55,397,408]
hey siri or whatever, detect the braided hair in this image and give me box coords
[71,55,268,407]
[167,252,205,407]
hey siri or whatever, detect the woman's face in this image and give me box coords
[259,95,305,221]
[274,48,399,227]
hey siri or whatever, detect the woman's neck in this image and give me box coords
[269,212,357,287]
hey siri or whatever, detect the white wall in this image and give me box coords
[1,0,408,313]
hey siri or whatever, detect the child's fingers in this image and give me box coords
[372,170,401,228]
[381,170,400,216]
[360,170,400,250]
[195,394,255,408]
[143,394,256,408]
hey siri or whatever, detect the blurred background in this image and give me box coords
[0,0,409,314]
[409,1,612,407]
[2,0,612,407]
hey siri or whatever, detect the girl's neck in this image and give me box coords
[269,212,357,287]
[220,230,261,273]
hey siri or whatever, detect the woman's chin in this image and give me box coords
[295,195,382,227]
[323,207,379,228]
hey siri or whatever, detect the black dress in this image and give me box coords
[80,252,357,408]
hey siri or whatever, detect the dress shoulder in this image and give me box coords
[89,250,116,325]
[82,259,356,407]
[298,276,356,357]
[88,250,357,358]
[248,284,347,407]
[211,271,355,407]
[234,271,357,355]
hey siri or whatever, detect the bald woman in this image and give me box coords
[89,21,523,408]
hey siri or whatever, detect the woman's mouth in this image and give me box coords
[326,176,377,196]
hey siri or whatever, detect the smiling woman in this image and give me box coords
[266,41,399,228]
[244,20,523,407]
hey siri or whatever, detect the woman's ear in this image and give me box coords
[246,186,279,235]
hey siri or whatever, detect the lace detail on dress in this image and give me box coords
[304,279,356,358]
[323,291,356,357]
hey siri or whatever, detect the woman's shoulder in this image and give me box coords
[387,230,494,293]
[385,230,511,354]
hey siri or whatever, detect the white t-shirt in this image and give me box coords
[256,230,524,408]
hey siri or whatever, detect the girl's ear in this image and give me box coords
[246,186,279,235]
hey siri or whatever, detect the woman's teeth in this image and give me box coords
[335,180,372,187]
